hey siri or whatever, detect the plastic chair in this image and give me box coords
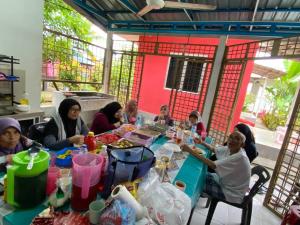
[28,122,47,144]
[281,205,300,225]
[205,165,270,225]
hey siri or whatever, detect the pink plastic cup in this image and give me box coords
[46,167,60,195]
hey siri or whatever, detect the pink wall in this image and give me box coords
[135,35,255,129]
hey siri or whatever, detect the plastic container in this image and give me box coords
[85,132,97,151]
[7,150,49,208]
[55,147,79,168]
[71,153,104,211]
[46,167,60,195]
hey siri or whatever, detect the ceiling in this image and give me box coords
[65,0,300,38]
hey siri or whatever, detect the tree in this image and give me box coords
[43,0,104,91]
[44,0,92,41]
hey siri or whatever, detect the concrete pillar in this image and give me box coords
[103,31,113,94]
[202,36,227,126]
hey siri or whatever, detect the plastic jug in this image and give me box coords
[84,132,97,151]
[71,153,104,211]
[7,150,49,208]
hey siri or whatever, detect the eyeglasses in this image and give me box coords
[70,108,81,113]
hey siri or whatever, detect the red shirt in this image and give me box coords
[196,122,206,140]
[90,112,116,135]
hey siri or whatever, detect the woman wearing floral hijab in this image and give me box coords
[124,99,138,125]
[90,101,123,135]
[43,98,89,150]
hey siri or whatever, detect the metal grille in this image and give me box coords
[113,40,216,57]
[112,38,216,117]
[42,29,105,91]
[168,57,214,121]
[207,62,246,145]
[264,90,300,217]
[227,36,300,60]
[109,52,144,107]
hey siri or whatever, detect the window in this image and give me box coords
[165,57,204,93]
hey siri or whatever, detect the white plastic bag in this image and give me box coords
[138,175,191,225]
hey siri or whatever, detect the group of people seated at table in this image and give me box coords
[0,98,258,205]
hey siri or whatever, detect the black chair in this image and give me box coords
[28,122,47,144]
[205,165,270,225]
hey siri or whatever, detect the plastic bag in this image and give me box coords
[138,173,191,225]
[100,199,135,225]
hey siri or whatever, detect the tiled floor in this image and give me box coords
[190,194,281,225]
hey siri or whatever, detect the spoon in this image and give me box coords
[27,152,37,170]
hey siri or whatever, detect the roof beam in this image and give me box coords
[108,21,300,37]
[72,0,107,20]
[115,0,145,21]
[103,7,300,14]
[180,0,196,30]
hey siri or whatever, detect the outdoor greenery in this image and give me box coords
[43,0,103,93]
[242,93,255,112]
[262,60,300,130]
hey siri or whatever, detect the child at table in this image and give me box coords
[180,110,206,140]
[0,118,33,167]
[154,104,174,127]
[181,131,251,204]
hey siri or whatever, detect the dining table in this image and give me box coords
[0,134,212,225]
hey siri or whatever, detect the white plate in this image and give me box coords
[163,143,181,152]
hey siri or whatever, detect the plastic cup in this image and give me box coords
[46,167,60,195]
[176,130,184,145]
[175,180,186,191]
[89,199,105,224]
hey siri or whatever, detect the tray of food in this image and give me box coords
[95,133,121,145]
[134,127,161,137]
[113,124,136,137]
[124,132,153,147]
[109,138,137,148]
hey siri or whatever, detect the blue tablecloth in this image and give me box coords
[0,135,210,225]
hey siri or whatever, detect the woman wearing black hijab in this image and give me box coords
[43,98,89,150]
[90,101,123,135]
[234,123,258,162]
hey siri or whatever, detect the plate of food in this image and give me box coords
[189,145,205,155]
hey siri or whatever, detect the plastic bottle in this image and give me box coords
[135,115,142,129]
[84,132,97,151]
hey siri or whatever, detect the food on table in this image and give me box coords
[192,146,205,155]
[134,127,161,137]
[113,124,136,137]
[125,132,153,146]
[110,139,135,148]
[95,133,121,145]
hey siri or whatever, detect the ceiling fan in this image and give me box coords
[137,0,217,16]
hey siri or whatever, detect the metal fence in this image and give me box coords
[42,28,105,91]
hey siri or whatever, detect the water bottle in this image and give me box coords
[136,115,143,129]
[80,144,88,154]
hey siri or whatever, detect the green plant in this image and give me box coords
[242,93,255,112]
[261,112,286,130]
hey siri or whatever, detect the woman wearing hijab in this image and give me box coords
[154,104,174,126]
[123,99,138,125]
[43,98,89,150]
[0,118,32,166]
[234,123,258,162]
[90,101,123,135]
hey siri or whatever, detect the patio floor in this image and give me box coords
[190,169,281,225]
